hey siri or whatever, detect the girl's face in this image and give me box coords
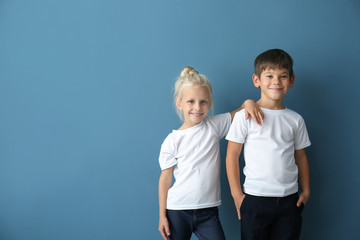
[176,85,211,129]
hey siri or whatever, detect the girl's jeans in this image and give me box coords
[166,207,226,240]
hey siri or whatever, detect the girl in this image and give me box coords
[158,66,263,240]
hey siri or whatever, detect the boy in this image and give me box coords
[226,49,311,240]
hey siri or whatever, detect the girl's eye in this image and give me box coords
[188,100,194,103]
[200,101,207,104]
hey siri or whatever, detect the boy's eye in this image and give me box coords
[188,100,194,103]
[200,100,207,104]
[266,75,273,78]
[281,75,288,79]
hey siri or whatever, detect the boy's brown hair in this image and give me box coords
[254,49,294,77]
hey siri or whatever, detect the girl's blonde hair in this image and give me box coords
[174,66,213,121]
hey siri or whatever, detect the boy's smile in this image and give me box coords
[253,67,294,109]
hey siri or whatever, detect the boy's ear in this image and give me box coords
[290,74,295,88]
[252,74,261,88]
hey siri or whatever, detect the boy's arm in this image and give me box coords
[295,149,310,206]
[230,99,264,125]
[226,141,245,220]
[158,167,173,240]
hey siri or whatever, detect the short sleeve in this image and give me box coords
[226,110,248,143]
[294,117,311,150]
[158,136,177,170]
[208,113,232,139]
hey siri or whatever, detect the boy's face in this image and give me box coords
[253,67,294,102]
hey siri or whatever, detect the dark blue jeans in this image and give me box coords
[166,207,226,240]
[240,193,304,240]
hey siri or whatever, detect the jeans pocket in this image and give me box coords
[298,203,305,213]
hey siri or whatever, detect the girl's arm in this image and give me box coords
[226,141,245,220]
[230,99,264,125]
[295,149,310,206]
[158,167,173,240]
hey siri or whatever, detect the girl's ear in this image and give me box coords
[252,74,261,88]
[175,97,182,110]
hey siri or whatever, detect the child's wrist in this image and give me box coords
[159,209,167,217]
[301,189,310,197]
[244,99,255,105]
[231,190,244,199]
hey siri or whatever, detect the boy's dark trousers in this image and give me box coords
[241,193,304,240]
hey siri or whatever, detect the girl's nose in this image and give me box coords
[194,102,200,110]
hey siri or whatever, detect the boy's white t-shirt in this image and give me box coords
[226,108,311,197]
[159,113,231,210]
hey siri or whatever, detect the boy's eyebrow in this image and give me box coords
[263,70,289,74]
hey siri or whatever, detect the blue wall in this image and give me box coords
[1,0,359,239]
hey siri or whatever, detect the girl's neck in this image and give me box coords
[178,121,201,130]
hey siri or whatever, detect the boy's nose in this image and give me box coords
[272,77,280,84]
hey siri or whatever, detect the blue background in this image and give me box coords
[1,0,359,239]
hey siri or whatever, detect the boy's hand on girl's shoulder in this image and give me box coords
[233,194,246,220]
[158,216,171,240]
[297,192,310,207]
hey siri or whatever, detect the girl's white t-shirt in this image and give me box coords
[226,108,311,197]
[159,113,231,210]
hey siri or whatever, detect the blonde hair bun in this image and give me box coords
[180,66,199,77]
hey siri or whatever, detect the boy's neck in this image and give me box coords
[257,98,286,110]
